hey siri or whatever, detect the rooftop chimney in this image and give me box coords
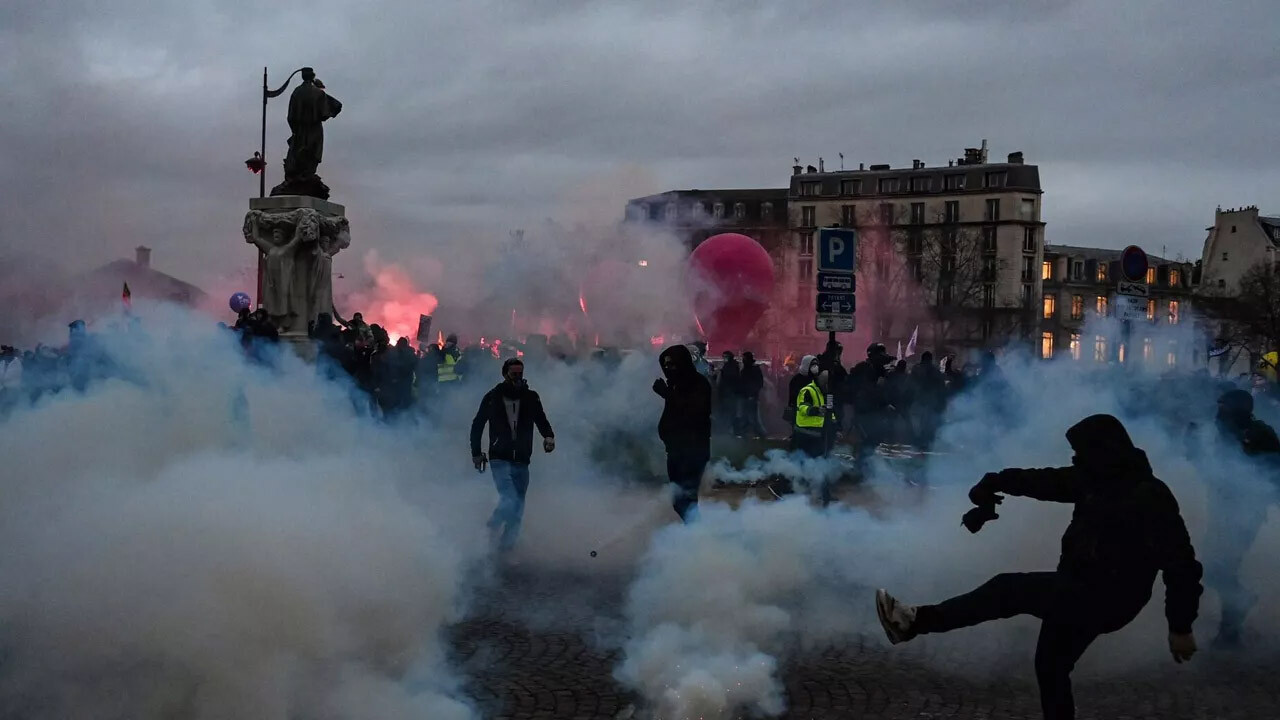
[793,163,802,176]
[912,159,922,170]
[135,245,151,269]
[818,157,825,173]
[806,165,817,174]
[980,138,988,163]
[859,162,865,171]
[1007,151,1024,164]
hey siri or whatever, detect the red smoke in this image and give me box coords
[340,253,439,343]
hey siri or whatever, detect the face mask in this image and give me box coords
[809,365,819,376]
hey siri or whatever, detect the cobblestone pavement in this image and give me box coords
[449,567,1280,720]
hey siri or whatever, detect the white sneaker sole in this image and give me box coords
[876,589,905,645]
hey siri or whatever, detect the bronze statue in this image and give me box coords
[270,67,343,199]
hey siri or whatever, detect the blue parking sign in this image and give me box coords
[819,228,857,274]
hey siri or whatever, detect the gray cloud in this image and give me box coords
[1,0,1276,299]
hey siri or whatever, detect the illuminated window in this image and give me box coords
[1169,269,1182,287]
[1041,331,1054,359]
[1042,261,1052,280]
[1146,267,1156,284]
[1096,263,1108,283]
[1167,343,1177,367]
[1096,296,1108,316]
[1071,295,1084,320]
[1094,335,1108,363]
[1143,337,1153,362]
[1043,294,1056,319]
[1146,299,1156,321]
[1168,300,1180,324]
[1070,332,1081,360]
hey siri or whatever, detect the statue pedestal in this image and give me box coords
[243,195,351,344]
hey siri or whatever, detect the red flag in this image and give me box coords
[122,282,132,310]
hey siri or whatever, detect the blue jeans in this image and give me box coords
[488,460,531,552]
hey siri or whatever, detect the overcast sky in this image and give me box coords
[2,0,1276,290]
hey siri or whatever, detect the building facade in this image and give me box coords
[1040,245,1197,366]
[1199,205,1280,295]
[786,142,1044,354]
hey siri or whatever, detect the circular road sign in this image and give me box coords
[1120,245,1148,282]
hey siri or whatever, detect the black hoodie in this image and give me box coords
[984,414,1202,633]
[470,381,554,464]
[654,345,712,455]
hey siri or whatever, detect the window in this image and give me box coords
[941,230,958,254]
[1072,261,1083,280]
[908,231,924,255]
[945,174,965,190]
[878,177,899,193]
[1042,260,1053,280]
[1218,278,1226,289]
[982,226,997,253]
[665,203,678,221]
[1023,227,1037,253]
[1169,269,1181,287]
[761,202,773,220]
[733,202,746,219]
[982,257,997,281]
[1071,295,1084,320]
[798,232,815,256]
[1094,335,1108,363]
[1146,267,1156,284]
[840,205,856,227]
[1070,333,1081,361]
[1222,252,1229,261]
[1043,294,1056,319]
[945,200,960,223]
[1096,262,1108,283]
[983,285,995,307]
[800,182,820,197]
[1167,342,1178,367]
[1143,338,1154,362]
[911,259,924,281]
[984,171,1007,188]
[879,203,894,226]
[1022,283,1033,307]
[911,176,931,192]
[840,179,861,195]
[941,255,956,276]
[1021,256,1035,281]
[713,202,725,219]
[985,198,1000,221]
[940,282,954,305]
[801,206,815,227]
[1231,225,1237,233]
[689,202,705,218]
[1096,296,1108,316]
[1146,299,1156,321]
[910,202,925,224]
[1041,331,1054,359]
[1168,300,1180,324]
[797,258,813,280]
[1020,199,1035,220]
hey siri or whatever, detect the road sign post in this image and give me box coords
[816,228,857,335]
[1116,246,1149,366]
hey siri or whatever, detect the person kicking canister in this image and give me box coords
[875,414,1202,720]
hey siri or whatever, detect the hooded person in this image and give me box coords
[653,344,712,522]
[737,351,767,438]
[470,357,555,557]
[716,351,742,434]
[876,414,1202,720]
[1195,388,1280,648]
[786,354,819,430]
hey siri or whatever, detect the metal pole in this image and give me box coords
[256,67,267,309]
[1121,319,1131,365]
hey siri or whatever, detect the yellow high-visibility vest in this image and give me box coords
[437,353,459,383]
[795,382,829,429]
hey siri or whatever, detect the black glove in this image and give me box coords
[961,503,1000,533]
[968,472,1005,507]
[652,378,668,397]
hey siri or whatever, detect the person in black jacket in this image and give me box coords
[716,351,741,434]
[876,414,1201,720]
[470,358,555,554]
[653,345,712,522]
[1198,389,1280,647]
[738,351,766,438]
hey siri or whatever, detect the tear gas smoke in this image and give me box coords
[616,314,1280,718]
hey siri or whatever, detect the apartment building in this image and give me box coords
[1040,245,1197,366]
[786,142,1044,351]
[1199,205,1280,295]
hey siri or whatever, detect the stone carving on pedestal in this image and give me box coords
[242,196,350,334]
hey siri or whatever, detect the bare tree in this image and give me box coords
[1203,261,1280,359]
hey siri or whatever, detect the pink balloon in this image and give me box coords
[688,233,775,349]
